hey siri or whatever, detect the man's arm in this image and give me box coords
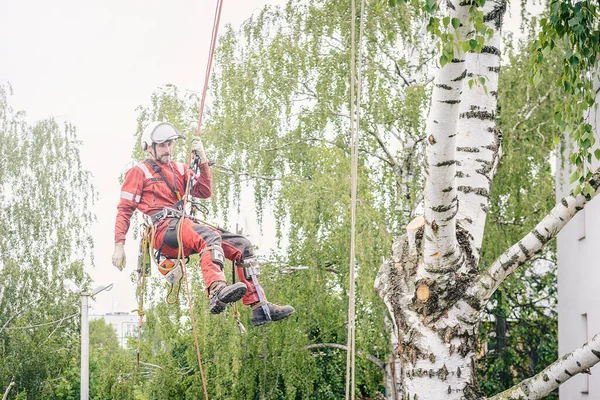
[190,162,213,199]
[112,166,144,270]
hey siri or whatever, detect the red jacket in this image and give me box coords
[114,159,212,244]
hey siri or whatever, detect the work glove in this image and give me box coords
[112,243,126,271]
[191,137,208,163]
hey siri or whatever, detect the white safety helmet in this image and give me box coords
[141,121,186,151]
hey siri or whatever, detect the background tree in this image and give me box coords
[117,0,599,398]
[0,83,95,398]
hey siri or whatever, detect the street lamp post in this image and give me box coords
[79,284,113,400]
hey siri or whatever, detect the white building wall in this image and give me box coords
[557,82,600,399]
[89,312,139,348]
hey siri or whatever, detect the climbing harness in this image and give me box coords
[346,0,366,399]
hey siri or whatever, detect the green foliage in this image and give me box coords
[120,0,433,397]
[530,0,600,195]
[0,83,95,399]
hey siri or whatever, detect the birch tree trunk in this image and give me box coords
[376,0,600,398]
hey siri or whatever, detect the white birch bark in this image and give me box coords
[489,332,600,400]
[471,166,600,304]
[422,0,470,275]
[455,0,505,265]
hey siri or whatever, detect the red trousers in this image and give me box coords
[152,217,265,305]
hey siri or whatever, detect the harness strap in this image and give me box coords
[145,158,182,200]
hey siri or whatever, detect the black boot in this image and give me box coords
[251,302,295,326]
[209,281,247,314]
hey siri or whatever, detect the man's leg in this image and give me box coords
[220,229,295,325]
[154,218,246,313]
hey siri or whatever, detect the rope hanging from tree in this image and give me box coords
[176,0,225,399]
[346,0,366,398]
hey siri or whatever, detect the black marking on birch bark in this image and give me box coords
[464,295,482,311]
[457,367,462,378]
[502,253,519,270]
[452,69,467,82]
[488,66,501,73]
[564,369,573,377]
[555,378,561,384]
[435,160,460,167]
[439,364,449,380]
[436,83,453,90]
[442,203,458,222]
[561,198,569,208]
[467,72,474,78]
[483,142,500,152]
[460,110,495,121]
[442,186,453,193]
[440,99,461,105]
[518,242,529,257]
[522,383,530,395]
[457,186,490,198]
[449,133,458,138]
[447,386,452,394]
[446,0,456,9]
[456,170,466,178]
[490,90,498,98]
[481,45,501,56]
[451,58,465,63]
[443,250,456,258]
[575,205,584,211]
[484,0,507,30]
[432,220,439,232]
[543,373,549,382]
[532,229,549,244]
[457,147,480,152]
[476,158,494,176]
[434,120,439,124]
[431,201,456,213]
[592,348,600,359]
[577,361,582,367]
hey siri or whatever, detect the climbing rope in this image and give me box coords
[345,0,366,398]
[132,222,154,369]
[171,0,226,399]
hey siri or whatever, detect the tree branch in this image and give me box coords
[0,298,40,335]
[304,343,385,370]
[472,166,600,303]
[489,332,600,400]
[214,166,281,182]
[2,378,14,400]
[512,93,551,132]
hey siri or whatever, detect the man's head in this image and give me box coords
[141,121,186,164]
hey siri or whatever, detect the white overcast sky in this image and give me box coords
[0,0,286,314]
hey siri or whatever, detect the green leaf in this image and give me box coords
[440,54,448,67]
[570,169,580,184]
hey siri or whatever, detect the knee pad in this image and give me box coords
[202,245,225,269]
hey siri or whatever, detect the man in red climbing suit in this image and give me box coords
[111,121,294,326]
